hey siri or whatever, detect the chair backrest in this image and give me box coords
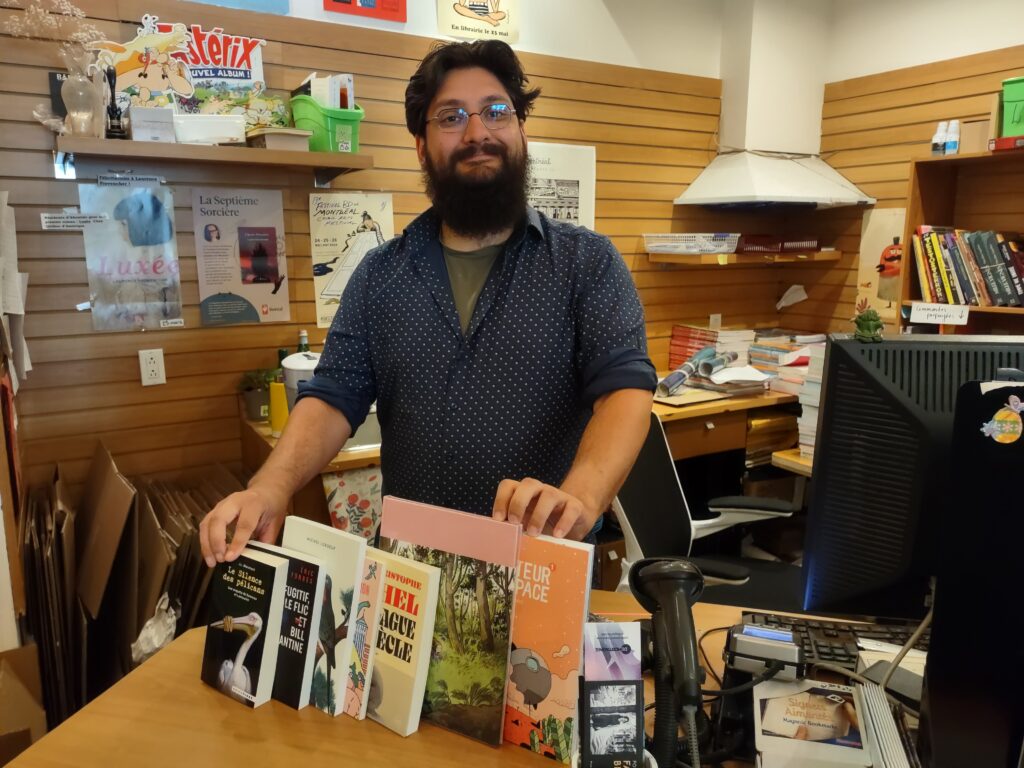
[614,412,696,560]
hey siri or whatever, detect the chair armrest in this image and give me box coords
[690,557,749,586]
[707,496,798,516]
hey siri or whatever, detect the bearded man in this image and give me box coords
[200,40,656,565]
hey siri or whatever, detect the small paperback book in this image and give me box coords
[580,679,645,768]
[583,622,642,682]
[504,534,594,763]
[380,495,521,746]
[200,547,288,708]
[754,679,872,768]
[365,547,441,736]
[247,541,326,710]
[343,553,387,719]
[281,516,367,716]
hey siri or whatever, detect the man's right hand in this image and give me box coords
[199,486,287,567]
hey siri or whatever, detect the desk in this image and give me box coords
[770,448,812,478]
[10,593,746,768]
[241,393,798,523]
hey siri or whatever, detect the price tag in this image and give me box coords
[909,302,970,326]
[40,212,108,230]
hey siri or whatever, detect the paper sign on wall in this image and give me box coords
[527,142,596,231]
[909,302,970,326]
[193,188,290,326]
[310,193,394,328]
[856,207,906,324]
[324,0,407,23]
[437,0,518,43]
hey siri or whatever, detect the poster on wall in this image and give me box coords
[527,142,596,231]
[310,192,394,328]
[437,0,518,43]
[323,0,407,24]
[856,207,906,325]
[78,185,183,332]
[192,188,290,326]
[91,16,288,129]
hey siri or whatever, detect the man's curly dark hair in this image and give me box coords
[405,39,541,137]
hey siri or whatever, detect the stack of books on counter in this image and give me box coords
[668,323,718,370]
[199,497,595,760]
[746,409,799,468]
[715,328,757,366]
[797,344,826,460]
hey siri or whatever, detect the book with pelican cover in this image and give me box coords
[200,547,288,708]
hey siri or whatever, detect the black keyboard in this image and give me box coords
[741,611,930,671]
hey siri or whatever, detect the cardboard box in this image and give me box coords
[0,646,46,766]
[595,537,626,591]
[961,119,990,154]
[127,106,175,143]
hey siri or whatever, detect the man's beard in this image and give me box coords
[423,140,529,239]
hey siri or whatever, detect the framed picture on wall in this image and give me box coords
[323,0,407,23]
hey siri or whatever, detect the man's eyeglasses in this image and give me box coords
[426,103,517,133]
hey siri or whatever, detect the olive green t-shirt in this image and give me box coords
[442,241,504,334]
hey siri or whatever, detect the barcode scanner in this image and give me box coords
[629,557,706,768]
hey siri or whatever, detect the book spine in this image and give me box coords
[955,230,993,306]
[995,232,1024,301]
[943,232,976,305]
[935,232,966,304]
[966,231,1008,305]
[911,234,934,303]
[926,232,955,303]
[981,231,1020,306]
[920,231,946,302]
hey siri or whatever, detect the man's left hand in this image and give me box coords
[492,478,596,540]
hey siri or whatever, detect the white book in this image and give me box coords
[247,541,326,710]
[281,516,367,716]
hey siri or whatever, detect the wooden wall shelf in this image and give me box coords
[54,136,373,186]
[900,151,1024,332]
[647,250,841,266]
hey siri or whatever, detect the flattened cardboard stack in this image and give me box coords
[19,443,245,728]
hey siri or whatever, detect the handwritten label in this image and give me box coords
[909,302,970,326]
[40,212,108,230]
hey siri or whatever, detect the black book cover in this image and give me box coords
[248,541,325,710]
[200,549,286,708]
[580,679,645,768]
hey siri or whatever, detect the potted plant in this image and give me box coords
[239,369,275,421]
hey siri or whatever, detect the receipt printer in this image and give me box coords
[724,623,806,681]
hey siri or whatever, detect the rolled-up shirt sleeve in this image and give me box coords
[296,257,377,432]
[574,234,657,405]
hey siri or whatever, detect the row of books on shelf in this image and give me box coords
[201,496,610,763]
[911,226,1024,307]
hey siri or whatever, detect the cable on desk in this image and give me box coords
[880,607,932,692]
[701,660,785,699]
[698,625,730,687]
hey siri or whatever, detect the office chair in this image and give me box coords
[611,412,803,611]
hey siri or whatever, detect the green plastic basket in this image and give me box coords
[1002,76,1024,138]
[290,95,364,153]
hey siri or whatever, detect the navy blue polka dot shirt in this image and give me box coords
[297,206,657,516]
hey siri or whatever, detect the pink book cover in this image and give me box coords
[343,554,386,719]
[380,495,520,746]
[504,534,594,763]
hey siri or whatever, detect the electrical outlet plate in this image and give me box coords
[139,348,166,386]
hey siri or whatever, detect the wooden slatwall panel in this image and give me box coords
[4,0,784,490]
[782,44,1024,332]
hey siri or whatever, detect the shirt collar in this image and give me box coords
[403,205,547,252]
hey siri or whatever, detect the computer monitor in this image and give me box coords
[800,334,1024,620]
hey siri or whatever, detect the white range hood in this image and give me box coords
[676,0,875,210]
[674,150,875,208]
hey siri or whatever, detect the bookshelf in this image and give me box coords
[55,136,373,187]
[900,150,1024,333]
[647,250,841,267]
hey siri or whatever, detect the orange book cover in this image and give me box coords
[503,534,594,763]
